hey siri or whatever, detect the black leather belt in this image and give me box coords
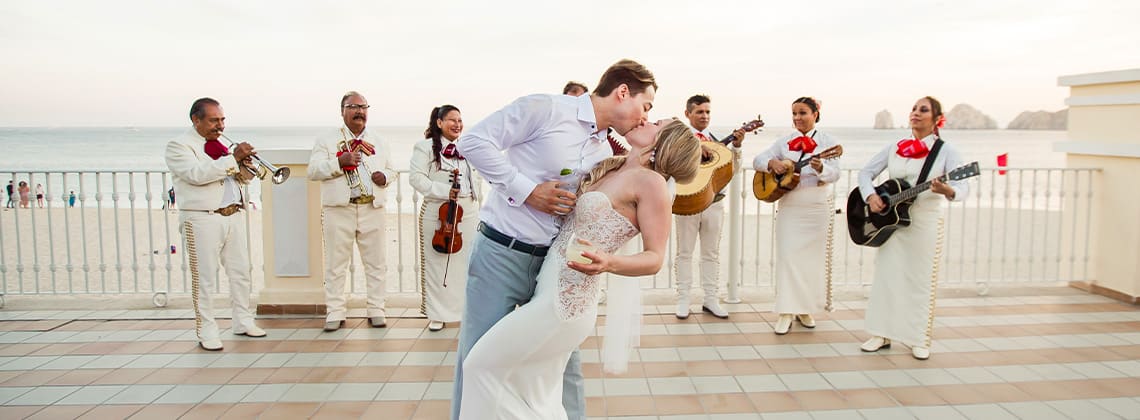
[477,222,549,257]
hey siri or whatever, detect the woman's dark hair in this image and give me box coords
[424,105,461,167]
[922,96,944,135]
[792,97,821,123]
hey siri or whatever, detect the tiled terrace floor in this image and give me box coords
[0,288,1138,419]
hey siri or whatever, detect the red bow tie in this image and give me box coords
[442,143,464,160]
[896,139,930,159]
[787,136,817,154]
[695,132,710,142]
[203,139,229,160]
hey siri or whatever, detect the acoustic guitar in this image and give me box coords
[672,116,765,215]
[845,161,980,247]
[752,145,844,202]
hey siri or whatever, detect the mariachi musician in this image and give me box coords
[165,97,266,351]
[308,91,396,332]
[410,105,478,332]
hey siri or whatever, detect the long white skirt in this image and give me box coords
[773,186,831,315]
[418,197,479,322]
[864,198,943,348]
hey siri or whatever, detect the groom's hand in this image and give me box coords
[527,181,577,215]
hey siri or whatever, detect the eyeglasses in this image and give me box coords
[344,104,371,110]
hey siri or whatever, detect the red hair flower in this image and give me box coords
[936,115,946,129]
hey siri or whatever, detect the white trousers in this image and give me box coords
[322,203,387,321]
[673,199,725,300]
[180,211,255,341]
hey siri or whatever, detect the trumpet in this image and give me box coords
[219,133,291,184]
[337,140,374,203]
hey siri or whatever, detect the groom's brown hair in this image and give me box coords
[594,59,657,97]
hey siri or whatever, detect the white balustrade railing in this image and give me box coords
[0,166,1100,307]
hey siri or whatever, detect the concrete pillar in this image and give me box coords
[1056,69,1140,304]
[254,149,328,315]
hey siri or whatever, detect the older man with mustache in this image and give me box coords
[308,91,397,331]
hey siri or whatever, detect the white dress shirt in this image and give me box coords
[751,129,841,188]
[456,93,611,246]
[857,134,969,202]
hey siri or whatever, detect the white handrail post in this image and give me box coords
[726,163,743,304]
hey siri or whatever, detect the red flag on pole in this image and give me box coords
[997,153,1008,175]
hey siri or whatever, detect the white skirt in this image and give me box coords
[864,197,943,348]
[773,186,831,315]
[418,197,479,322]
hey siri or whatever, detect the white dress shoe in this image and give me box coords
[702,300,729,319]
[676,299,691,319]
[860,336,891,352]
[199,338,223,351]
[428,320,444,331]
[369,316,387,328]
[323,320,344,332]
[795,314,816,328]
[912,346,930,360]
[774,314,793,335]
[233,324,266,338]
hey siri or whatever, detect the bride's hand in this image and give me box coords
[567,248,611,276]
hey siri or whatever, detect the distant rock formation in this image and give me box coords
[944,104,998,129]
[873,110,894,129]
[1007,109,1067,130]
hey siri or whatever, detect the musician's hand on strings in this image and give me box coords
[526,181,577,216]
[810,156,823,173]
[730,128,746,148]
[768,159,787,175]
[700,145,712,160]
[867,193,886,213]
[232,142,254,163]
[931,178,955,200]
[371,171,387,187]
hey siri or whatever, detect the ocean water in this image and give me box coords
[0,126,1069,211]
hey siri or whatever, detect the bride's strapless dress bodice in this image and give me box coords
[551,191,639,321]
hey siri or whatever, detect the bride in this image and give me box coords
[459,119,701,419]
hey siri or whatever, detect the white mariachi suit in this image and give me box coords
[751,130,840,315]
[858,134,968,348]
[674,128,739,303]
[307,126,396,323]
[409,139,479,323]
[165,130,257,343]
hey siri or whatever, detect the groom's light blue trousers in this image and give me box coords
[451,233,586,420]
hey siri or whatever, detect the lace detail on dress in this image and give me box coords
[553,191,639,321]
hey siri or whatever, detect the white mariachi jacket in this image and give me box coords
[165,130,249,211]
[307,126,396,208]
[408,139,476,201]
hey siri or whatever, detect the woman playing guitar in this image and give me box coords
[855,96,969,360]
[410,105,480,332]
[751,97,841,335]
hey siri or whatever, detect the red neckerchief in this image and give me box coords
[896,138,930,159]
[442,143,464,160]
[203,139,229,160]
[787,136,817,154]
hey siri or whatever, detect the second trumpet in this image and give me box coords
[220,133,291,184]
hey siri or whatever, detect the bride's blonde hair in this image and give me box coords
[578,120,701,192]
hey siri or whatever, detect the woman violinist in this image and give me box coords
[410,105,479,332]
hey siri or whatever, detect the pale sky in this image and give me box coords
[1,0,1137,128]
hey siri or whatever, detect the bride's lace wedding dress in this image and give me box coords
[459,191,639,419]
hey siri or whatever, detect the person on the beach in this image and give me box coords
[165,97,267,351]
[35,183,44,207]
[307,91,395,332]
[410,105,477,332]
[5,180,14,209]
[68,190,76,207]
[18,181,29,208]
[451,59,657,420]
[857,96,969,360]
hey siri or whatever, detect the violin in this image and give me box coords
[431,169,463,254]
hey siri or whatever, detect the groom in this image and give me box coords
[452,59,657,420]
